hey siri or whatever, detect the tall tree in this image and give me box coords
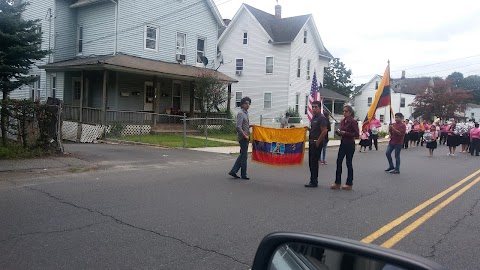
[323,58,354,98]
[459,75,480,103]
[0,1,48,145]
[446,72,464,88]
[411,80,471,120]
[194,70,228,113]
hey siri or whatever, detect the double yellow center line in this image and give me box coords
[361,168,480,248]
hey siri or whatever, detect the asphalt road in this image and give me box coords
[1,142,479,269]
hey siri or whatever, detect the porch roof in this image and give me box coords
[320,88,351,101]
[41,54,238,83]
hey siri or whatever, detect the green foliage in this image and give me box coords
[118,134,237,148]
[1,1,49,145]
[377,131,388,138]
[286,107,301,123]
[109,122,124,137]
[323,58,354,98]
[195,70,228,113]
[447,72,480,103]
[0,143,43,159]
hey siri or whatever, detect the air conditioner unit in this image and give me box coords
[176,54,186,61]
[236,70,242,76]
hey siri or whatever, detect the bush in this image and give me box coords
[378,131,388,138]
[286,107,301,124]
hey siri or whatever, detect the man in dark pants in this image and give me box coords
[385,113,407,174]
[305,101,328,188]
[229,97,252,180]
[332,105,359,190]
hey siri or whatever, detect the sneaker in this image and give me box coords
[384,167,394,172]
[390,170,400,174]
[323,161,328,165]
[228,172,240,179]
[319,161,325,165]
[305,182,318,188]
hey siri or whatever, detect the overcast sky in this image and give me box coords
[213,0,480,85]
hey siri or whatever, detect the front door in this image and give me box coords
[144,82,154,111]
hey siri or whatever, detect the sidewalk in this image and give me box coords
[190,138,390,154]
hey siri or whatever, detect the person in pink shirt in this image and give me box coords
[359,127,370,152]
[410,120,421,148]
[425,125,438,157]
[470,123,480,156]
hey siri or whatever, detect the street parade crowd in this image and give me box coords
[229,96,480,190]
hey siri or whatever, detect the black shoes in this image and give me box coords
[228,172,240,179]
[390,170,400,174]
[385,167,394,172]
[304,183,318,188]
[241,176,250,180]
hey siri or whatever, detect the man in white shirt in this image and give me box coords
[404,120,412,149]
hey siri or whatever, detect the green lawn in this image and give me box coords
[115,134,238,148]
[206,133,237,141]
[0,144,44,159]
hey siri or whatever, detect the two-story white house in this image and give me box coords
[354,73,435,130]
[8,0,236,123]
[217,3,339,124]
[465,103,480,122]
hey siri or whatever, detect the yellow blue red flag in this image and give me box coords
[252,126,306,166]
[362,63,393,130]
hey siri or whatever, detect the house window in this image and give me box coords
[306,60,311,80]
[375,81,379,89]
[305,95,308,114]
[196,38,205,64]
[176,32,186,57]
[51,76,56,98]
[400,97,405,108]
[235,92,242,107]
[236,59,244,71]
[172,82,182,110]
[77,26,83,54]
[380,114,385,123]
[295,94,300,113]
[297,58,301,78]
[266,57,274,74]
[367,97,372,106]
[264,93,272,109]
[73,79,81,100]
[303,30,307,43]
[144,25,158,51]
[243,32,248,45]
[31,76,40,101]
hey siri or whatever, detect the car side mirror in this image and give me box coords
[251,232,447,270]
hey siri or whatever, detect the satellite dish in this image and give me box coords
[202,56,209,67]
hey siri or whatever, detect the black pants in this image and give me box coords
[335,142,355,185]
[440,133,448,145]
[309,141,323,184]
[369,134,378,150]
[418,132,424,146]
[403,134,409,149]
[471,138,480,156]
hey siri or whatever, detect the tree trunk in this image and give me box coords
[1,91,8,146]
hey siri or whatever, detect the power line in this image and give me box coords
[351,54,480,79]
[407,63,480,77]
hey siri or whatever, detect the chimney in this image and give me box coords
[275,1,282,19]
[401,70,405,79]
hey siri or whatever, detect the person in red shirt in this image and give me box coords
[331,105,359,190]
[385,113,407,174]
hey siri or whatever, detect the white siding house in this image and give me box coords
[465,103,480,122]
[6,0,237,125]
[217,4,333,124]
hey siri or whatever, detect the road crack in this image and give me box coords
[425,197,480,258]
[25,186,250,267]
[349,187,381,203]
[0,222,103,243]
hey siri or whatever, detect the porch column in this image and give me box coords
[153,76,158,126]
[227,83,232,113]
[102,70,108,125]
[76,70,85,142]
[190,81,195,116]
[331,99,335,117]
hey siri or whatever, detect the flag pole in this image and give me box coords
[388,60,392,124]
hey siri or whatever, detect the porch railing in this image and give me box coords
[62,106,229,125]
